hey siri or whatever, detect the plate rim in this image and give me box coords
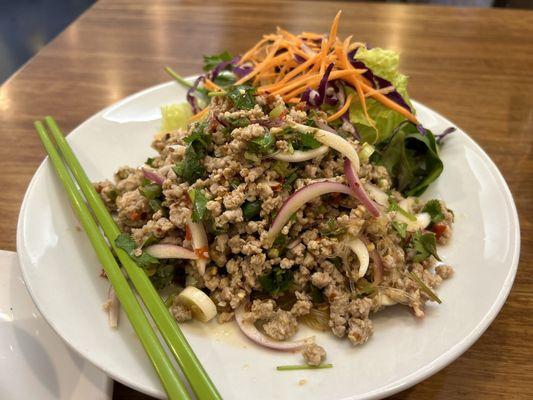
[16,80,521,400]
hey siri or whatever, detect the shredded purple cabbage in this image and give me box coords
[416,124,427,136]
[210,56,241,81]
[301,63,335,108]
[293,54,306,64]
[186,76,205,114]
[233,64,253,79]
[436,127,456,143]
[348,49,412,113]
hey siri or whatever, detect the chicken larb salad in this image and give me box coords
[96,12,455,368]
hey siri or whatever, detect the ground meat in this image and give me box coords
[97,91,454,349]
[94,180,117,211]
[262,310,298,341]
[170,303,192,323]
[347,318,373,345]
[302,343,326,366]
[435,265,454,279]
[116,189,149,227]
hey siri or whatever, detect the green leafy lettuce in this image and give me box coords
[348,46,412,144]
[373,122,443,197]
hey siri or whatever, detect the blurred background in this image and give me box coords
[0,0,531,84]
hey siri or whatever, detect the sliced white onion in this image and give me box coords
[103,286,119,329]
[290,122,360,172]
[347,238,369,278]
[365,183,389,207]
[235,306,314,351]
[144,244,198,260]
[361,236,384,284]
[187,220,209,275]
[142,168,165,185]
[394,198,431,232]
[343,159,380,217]
[272,145,329,162]
[176,286,217,323]
[266,181,355,245]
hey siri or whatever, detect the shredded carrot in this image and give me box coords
[204,79,223,92]
[193,11,418,126]
[327,93,353,122]
[188,107,209,123]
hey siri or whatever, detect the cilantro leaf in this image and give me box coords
[259,267,293,296]
[392,221,408,238]
[203,50,233,71]
[188,189,208,223]
[146,157,156,167]
[115,233,136,254]
[422,199,444,224]
[411,232,440,262]
[227,85,257,110]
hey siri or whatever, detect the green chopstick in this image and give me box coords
[34,121,191,400]
[44,116,222,400]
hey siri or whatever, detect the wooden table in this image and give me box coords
[1,0,532,398]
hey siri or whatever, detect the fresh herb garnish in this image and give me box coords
[203,50,233,71]
[391,221,408,238]
[141,234,159,248]
[310,285,325,304]
[411,231,441,262]
[272,160,291,178]
[139,183,162,200]
[213,70,236,87]
[259,267,293,296]
[115,234,159,269]
[227,85,257,110]
[242,200,262,221]
[282,172,298,190]
[228,117,250,128]
[150,263,176,290]
[148,198,163,212]
[321,219,347,237]
[293,132,322,151]
[248,132,275,154]
[388,198,416,221]
[174,123,209,184]
[276,364,333,371]
[408,271,442,303]
[145,157,156,167]
[422,199,444,224]
[188,189,208,223]
[373,121,443,197]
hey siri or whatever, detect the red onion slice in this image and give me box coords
[343,159,380,217]
[267,181,355,244]
[187,220,209,275]
[235,306,314,351]
[142,168,165,185]
[272,146,329,162]
[144,244,198,260]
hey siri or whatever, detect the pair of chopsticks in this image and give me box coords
[35,117,222,400]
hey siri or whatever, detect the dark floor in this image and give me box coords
[2,0,532,84]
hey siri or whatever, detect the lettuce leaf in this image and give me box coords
[348,46,412,144]
[161,102,192,131]
[372,121,443,196]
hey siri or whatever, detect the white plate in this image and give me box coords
[0,250,112,400]
[17,81,520,400]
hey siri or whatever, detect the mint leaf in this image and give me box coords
[115,233,159,269]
